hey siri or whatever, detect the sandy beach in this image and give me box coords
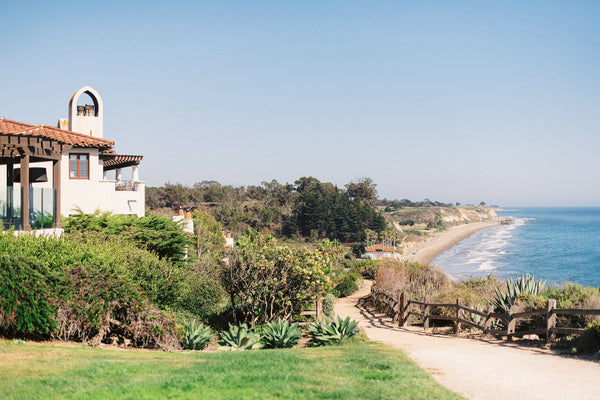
[404,221,498,266]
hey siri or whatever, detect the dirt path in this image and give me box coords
[335,281,600,400]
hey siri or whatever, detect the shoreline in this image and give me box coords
[405,221,498,266]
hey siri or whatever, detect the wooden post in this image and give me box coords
[399,292,408,327]
[483,305,495,333]
[507,305,517,341]
[52,159,62,229]
[424,303,431,330]
[546,299,557,343]
[6,162,13,223]
[315,299,323,320]
[456,298,463,332]
[393,291,401,324]
[20,154,30,230]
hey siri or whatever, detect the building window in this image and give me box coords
[69,153,89,179]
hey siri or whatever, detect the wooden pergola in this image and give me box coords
[0,133,72,230]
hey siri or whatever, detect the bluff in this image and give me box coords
[387,206,498,230]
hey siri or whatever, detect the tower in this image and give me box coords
[68,86,104,138]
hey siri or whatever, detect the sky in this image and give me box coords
[2,1,599,207]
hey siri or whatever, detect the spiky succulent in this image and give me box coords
[183,320,213,350]
[262,318,302,348]
[307,316,359,346]
[490,274,546,314]
[218,323,263,351]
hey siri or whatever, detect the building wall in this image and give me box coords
[60,149,145,217]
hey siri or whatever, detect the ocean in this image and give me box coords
[431,207,600,287]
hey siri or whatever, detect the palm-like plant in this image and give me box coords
[262,318,302,348]
[307,316,359,346]
[218,323,263,351]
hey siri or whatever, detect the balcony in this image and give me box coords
[115,180,141,192]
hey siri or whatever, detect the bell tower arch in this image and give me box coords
[68,86,104,138]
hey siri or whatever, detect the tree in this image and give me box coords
[222,232,332,324]
[192,210,226,259]
[345,177,378,205]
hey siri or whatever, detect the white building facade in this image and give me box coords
[0,86,145,231]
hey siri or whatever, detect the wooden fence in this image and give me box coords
[371,287,600,341]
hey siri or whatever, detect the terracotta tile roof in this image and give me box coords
[365,244,398,253]
[0,117,114,148]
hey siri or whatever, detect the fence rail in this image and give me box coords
[370,287,600,341]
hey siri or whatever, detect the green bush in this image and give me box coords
[183,320,213,350]
[351,259,380,279]
[262,318,301,348]
[0,232,186,310]
[322,293,336,319]
[333,272,362,298]
[218,323,263,351]
[179,257,228,318]
[307,316,359,346]
[0,233,182,350]
[0,255,63,338]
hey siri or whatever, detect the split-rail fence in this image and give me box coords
[371,287,600,341]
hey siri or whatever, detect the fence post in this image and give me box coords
[424,302,431,331]
[406,293,413,327]
[483,305,495,333]
[546,299,557,343]
[316,299,323,321]
[399,292,409,327]
[456,298,463,332]
[393,290,401,324]
[507,305,517,341]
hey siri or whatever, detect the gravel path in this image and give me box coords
[334,281,600,400]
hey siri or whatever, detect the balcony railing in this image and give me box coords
[115,180,140,192]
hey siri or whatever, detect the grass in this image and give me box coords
[0,339,464,400]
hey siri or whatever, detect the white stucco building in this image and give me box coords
[0,86,145,231]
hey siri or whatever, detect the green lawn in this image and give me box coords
[0,340,464,400]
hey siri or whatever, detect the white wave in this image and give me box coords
[475,260,497,271]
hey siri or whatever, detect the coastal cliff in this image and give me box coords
[388,206,498,229]
[385,206,499,260]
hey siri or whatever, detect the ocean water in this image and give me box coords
[431,208,600,287]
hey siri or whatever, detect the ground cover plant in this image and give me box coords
[0,340,465,400]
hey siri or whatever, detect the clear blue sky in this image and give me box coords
[2,1,599,206]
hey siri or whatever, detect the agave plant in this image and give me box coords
[183,320,213,350]
[218,323,264,351]
[262,318,302,348]
[490,274,546,314]
[307,316,359,346]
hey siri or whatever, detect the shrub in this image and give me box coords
[63,212,192,263]
[307,316,359,346]
[222,232,332,325]
[373,259,451,302]
[183,320,213,350]
[262,318,302,348]
[0,255,64,338]
[218,323,263,351]
[576,321,600,354]
[333,272,362,297]
[351,259,380,279]
[322,294,336,319]
[179,257,228,318]
[53,264,181,351]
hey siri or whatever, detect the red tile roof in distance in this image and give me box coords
[0,117,114,148]
[364,244,398,253]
